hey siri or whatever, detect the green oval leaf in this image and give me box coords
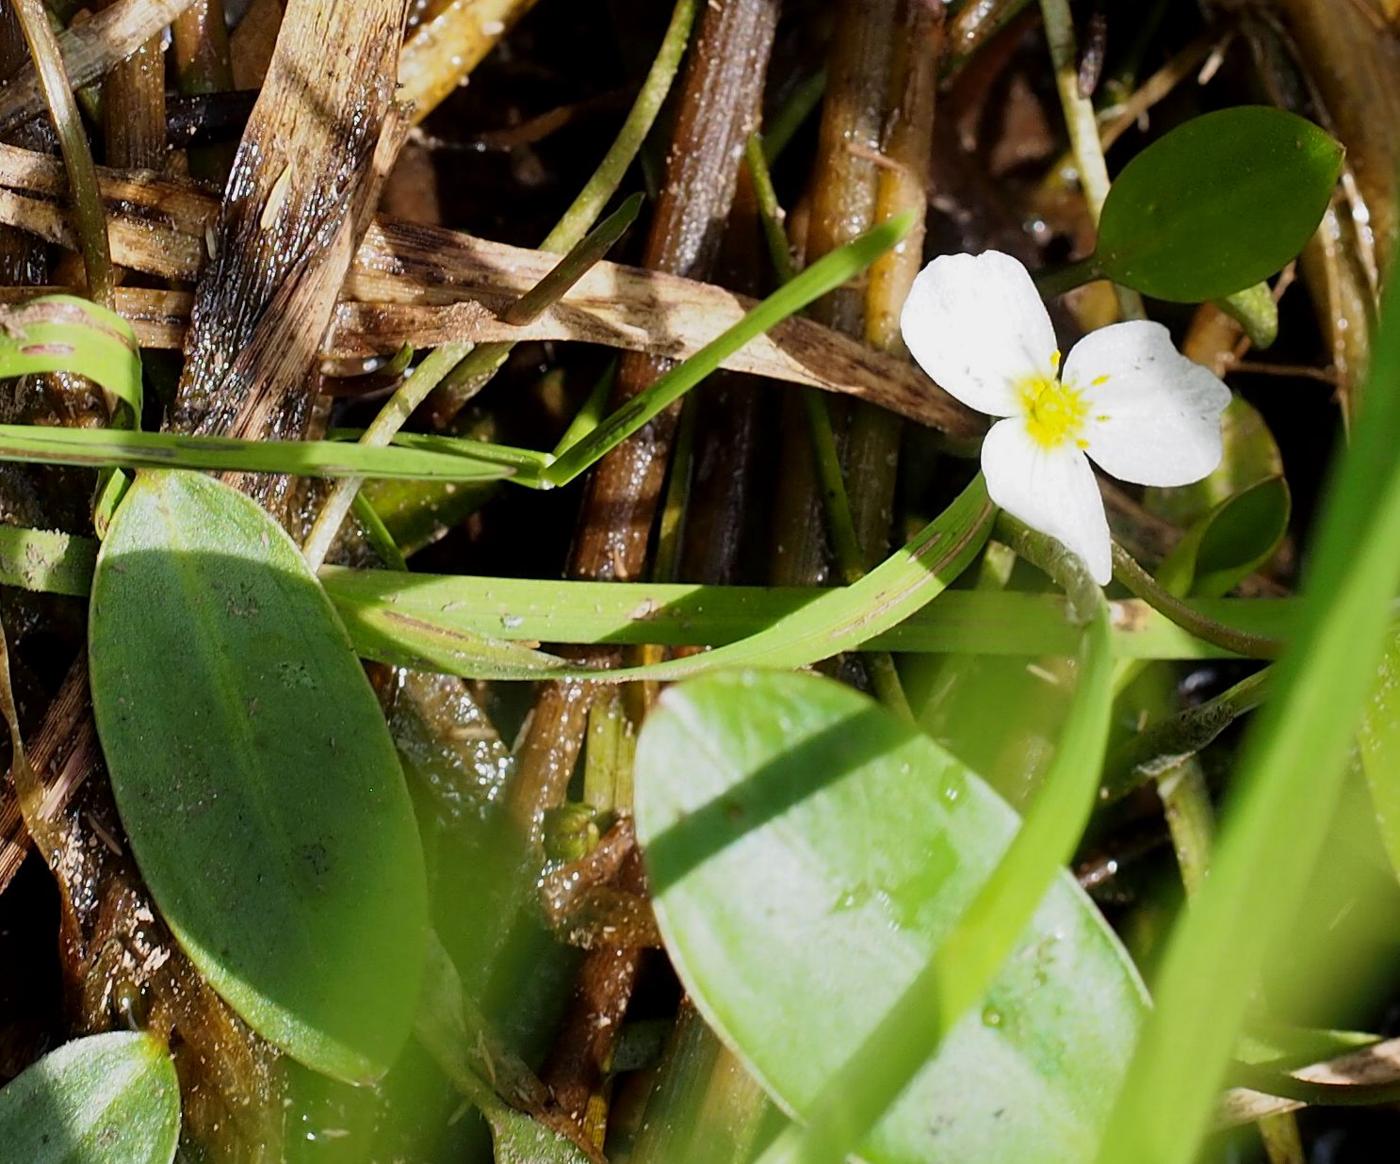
[1097,107,1343,302]
[1156,476,1291,599]
[0,1032,179,1164]
[88,470,429,1083]
[635,670,1146,1163]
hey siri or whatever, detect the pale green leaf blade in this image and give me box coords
[88,470,429,1083]
[0,425,515,481]
[635,671,1146,1164]
[0,296,142,422]
[334,473,994,682]
[1359,625,1400,880]
[0,1032,179,1164]
[0,520,1298,664]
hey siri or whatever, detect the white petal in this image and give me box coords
[982,418,1111,585]
[899,251,1059,418]
[1064,320,1231,487]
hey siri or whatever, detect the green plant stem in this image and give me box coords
[745,133,911,718]
[1156,758,1214,897]
[545,216,911,487]
[351,490,407,571]
[1103,667,1273,802]
[1032,257,1102,300]
[653,395,697,586]
[1112,542,1284,659]
[302,0,696,566]
[761,68,826,164]
[302,194,642,568]
[13,0,113,308]
[1037,0,1144,321]
[428,0,697,425]
[502,192,644,326]
[301,344,474,569]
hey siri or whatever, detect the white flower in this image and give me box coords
[900,251,1231,584]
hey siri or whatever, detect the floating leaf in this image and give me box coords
[0,1032,179,1164]
[635,671,1146,1163]
[1096,107,1343,302]
[88,470,428,1083]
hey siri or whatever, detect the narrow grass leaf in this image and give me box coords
[336,472,995,681]
[1095,232,1400,1164]
[1359,625,1400,881]
[544,214,913,486]
[0,1031,179,1164]
[323,567,1293,668]
[0,519,1299,663]
[0,424,516,481]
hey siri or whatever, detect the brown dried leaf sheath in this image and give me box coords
[0,145,979,437]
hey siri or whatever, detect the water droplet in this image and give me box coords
[981,1005,1003,1028]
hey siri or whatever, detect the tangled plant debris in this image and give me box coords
[0,2,1395,1163]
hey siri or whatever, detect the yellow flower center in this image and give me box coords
[1018,362,1089,450]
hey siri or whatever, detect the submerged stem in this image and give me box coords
[1112,543,1284,660]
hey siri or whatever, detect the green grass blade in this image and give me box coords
[503,192,644,326]
[0,521,1300,662]
[0,296,142,421]
[543,214,914,487]
[336,474,994,681]
[1094,242,1400,1164]
[0,425,517,482]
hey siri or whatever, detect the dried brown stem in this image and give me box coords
[171,0,234,179]
[0,143,981,435]
[0,0,196,132]
[522,0,780,1135]
[167,0,410,523]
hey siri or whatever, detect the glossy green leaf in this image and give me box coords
[1156,476,1291,598]
[635,670,1146,1164]
[1096,107,1343,302]
[0,1032,179,1164]
[1359,625,1400,880]
[88,470,428,1083]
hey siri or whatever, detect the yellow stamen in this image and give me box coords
[1018,373,1088,449]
